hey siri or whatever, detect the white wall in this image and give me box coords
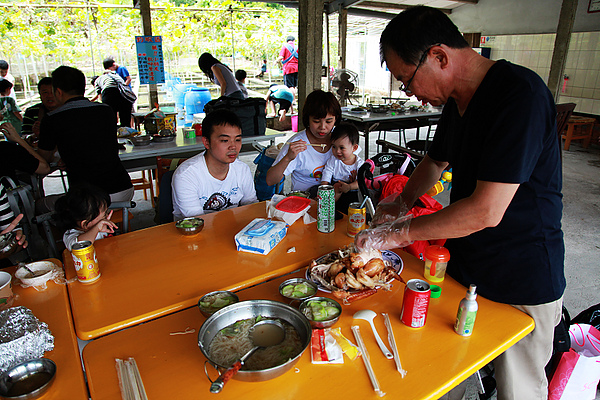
[346,35,390,98]
[451,0,600,35]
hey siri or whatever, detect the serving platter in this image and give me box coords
[305,250,403,293]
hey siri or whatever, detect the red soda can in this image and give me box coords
[400,279,431,328]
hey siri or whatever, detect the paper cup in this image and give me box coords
[0,271,14,310]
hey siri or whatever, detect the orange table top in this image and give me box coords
[82,250,534,400]
[6,260,88,400]
[64,201,354,340]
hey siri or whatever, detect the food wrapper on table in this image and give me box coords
[266,195,316,226]
[311,328,343,364]
[0,306,54,373]
[235,218,288,255]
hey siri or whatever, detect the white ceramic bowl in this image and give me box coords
[15,261,56,287]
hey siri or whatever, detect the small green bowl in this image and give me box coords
[175,217,204,236]
[278,278,318,302]
[299,297,342,329]
[197,290,239,318]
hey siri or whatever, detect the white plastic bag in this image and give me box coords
[548,324,600,400]
[266,195,316,226]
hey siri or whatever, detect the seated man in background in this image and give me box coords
[37,66,133,202]
[266,84,294,122]
[21,77,58,141]
[171,109,257,220]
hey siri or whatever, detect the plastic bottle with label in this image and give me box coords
[454,284,478,336]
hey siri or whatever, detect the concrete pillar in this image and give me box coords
[298,0,324,129]
[139,0,159,108]
[548,0,577,102]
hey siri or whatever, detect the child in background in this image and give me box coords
[55,186,117,251]
[0,79,23,135]
[266,90,341,197]
[321,122,364,212]
[234,69,248,98]
[257,59,267,78]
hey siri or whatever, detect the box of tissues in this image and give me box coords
[235,218,288,255]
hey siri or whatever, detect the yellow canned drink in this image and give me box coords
[347,202,367,237]
[71,241,101,284]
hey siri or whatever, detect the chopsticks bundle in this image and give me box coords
[352,325,386,397]
[382,313,407,377]
[116,357,149,400]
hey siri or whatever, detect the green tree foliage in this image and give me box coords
[0,0,298,73]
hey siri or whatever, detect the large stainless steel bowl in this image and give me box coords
[198,300,311,382]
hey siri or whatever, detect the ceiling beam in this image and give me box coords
[346,7,397,19]
[325,0,364,15]
[357,1,451,14]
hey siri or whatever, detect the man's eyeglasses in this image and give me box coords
[399,44,440,96]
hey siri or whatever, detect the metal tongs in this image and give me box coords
[382,313,407,377]
[352,325,386,397]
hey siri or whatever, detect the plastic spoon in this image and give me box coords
[209,320,285,393]
[353,309,393,359]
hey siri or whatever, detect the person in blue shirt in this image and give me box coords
[266,84,294,122]
[103,57,132,88]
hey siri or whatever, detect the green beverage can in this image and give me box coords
[317,185,335,233]
[184,129,196,139]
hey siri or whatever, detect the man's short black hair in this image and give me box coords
[51,66,86,96]
[331,122,359,145]
[103,57,115,70]
[0,78,13,93]
[235,69,247,81]
[37,77,52,92]
[380,6,469,66]
[202,109,242,141]
[0,60,8,70]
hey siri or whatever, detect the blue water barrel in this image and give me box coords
[173,84,196,121]
[184,87,212,127]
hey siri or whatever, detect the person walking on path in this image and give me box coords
[276,36,298,90]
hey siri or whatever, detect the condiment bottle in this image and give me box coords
[454,284,478,336]
[423,245,450,282]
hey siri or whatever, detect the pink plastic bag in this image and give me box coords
[548,324,600,400]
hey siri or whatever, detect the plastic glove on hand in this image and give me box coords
[354,214,414,252]
[371,193,410,226]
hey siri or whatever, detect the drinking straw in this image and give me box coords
[382,313,407,377]
[351,325,386,397]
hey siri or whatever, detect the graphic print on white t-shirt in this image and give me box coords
[203,192,234,212]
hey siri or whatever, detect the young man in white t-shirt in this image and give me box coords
[171,109,257,220]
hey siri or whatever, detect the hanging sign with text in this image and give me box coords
[136,36,165,84]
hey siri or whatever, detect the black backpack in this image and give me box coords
[204,97,267,137]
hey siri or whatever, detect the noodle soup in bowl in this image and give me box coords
[198,300,311,383]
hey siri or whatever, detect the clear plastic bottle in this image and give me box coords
[454,284,478,336]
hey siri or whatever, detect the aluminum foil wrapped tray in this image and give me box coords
[0,306,54,373]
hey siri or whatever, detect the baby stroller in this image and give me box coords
[356,152,445,259]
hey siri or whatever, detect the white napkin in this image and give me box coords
[266,195,316,225]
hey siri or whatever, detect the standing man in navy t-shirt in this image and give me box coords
[276,36,298,90]
[356,6,565,400]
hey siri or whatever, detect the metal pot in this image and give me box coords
[198,300,311,382]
